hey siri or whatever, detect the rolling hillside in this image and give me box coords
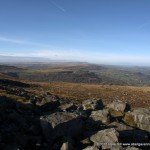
[1,63,150,86]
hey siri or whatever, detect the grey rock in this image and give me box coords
[40,112,83,139]
[107,100,126,117]
[107,100,126,112]
[90,128,119,149]
[123,108,150,132]
[90,109,110,124]
[85,109,109,131]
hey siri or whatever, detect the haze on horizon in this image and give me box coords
[0,0,150,66]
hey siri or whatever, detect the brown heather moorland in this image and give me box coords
[36,82,150,108]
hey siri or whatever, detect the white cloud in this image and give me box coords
[1,49,150,66]
[0,35,149,66]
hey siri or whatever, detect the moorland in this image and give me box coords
[0,62,150,149]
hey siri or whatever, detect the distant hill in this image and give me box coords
[0,73,13,79]
[0,65,23,71]
[0,65,25,78]
[1,63,150,86]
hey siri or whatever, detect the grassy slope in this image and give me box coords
[0,63,150,108]
[0,77,149,108]
[36,82,150,108]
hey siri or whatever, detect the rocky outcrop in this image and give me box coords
[90,128,119,149]
[0,89,149,150]
[123,108,150,132]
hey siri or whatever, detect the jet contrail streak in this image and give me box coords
[49,0,66,12]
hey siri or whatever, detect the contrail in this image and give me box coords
[138,22,150,30]
[0,36,53,48]
[49,0,66,12]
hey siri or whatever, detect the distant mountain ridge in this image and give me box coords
[1,62,150,86]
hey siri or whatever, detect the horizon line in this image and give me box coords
[0,54,150,67]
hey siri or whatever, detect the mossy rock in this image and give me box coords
[84,103,92,110]
[123,113,137,127]
[109,108,124,117]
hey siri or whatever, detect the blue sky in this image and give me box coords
[0,0,150,65]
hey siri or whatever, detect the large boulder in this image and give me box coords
[85,109,109,131]
[107,100,127,112]
[108,122,149,144]
[90,109,110,124]
[40,112,83,140]
[106,100,127,118]
[90,128,119,149]
[123,108,150,132]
